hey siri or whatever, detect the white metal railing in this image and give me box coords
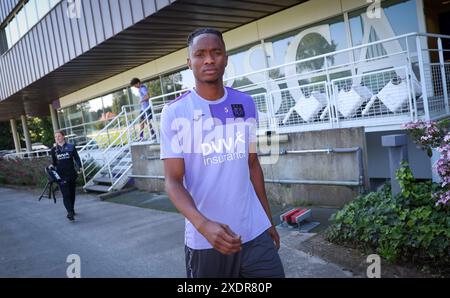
[82,89,187,191]
[73,32,449,191]
[218,32,450,134]
[76,109,128,185]
[3,148,52,160]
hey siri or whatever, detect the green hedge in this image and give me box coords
[0,157,96,188]
[327,163,449,272]
[0,157,51,188]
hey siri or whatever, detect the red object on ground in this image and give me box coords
[281,208,301,222]
[289,208,308,224]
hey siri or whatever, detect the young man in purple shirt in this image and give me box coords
[130,78,155,140]
[160,28,284,278]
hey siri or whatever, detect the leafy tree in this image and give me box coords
[296,32,337,73]
[26,116,54,147]
[111,90,129,115]
[0,116,55,150]
[0,121,14,150]
[148,79,162,98]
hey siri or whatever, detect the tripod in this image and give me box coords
[38,180,58,203]
[38,165,62,204]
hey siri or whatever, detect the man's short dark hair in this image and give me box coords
[187,28,225,48]
[130,78,141,86]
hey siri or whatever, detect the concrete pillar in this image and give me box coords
[430,148,443,183]
[9,119,21,153]
[382,134,409,197]
[20,115,32,152]
[49,104,59,133]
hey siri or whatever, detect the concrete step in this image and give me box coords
[100,169,128,177]
[93,177,118,185]
[107,166,129,173]
[100,164,129,172]
[115,160,131,165]
[100,170,120,177]
[84,184,111,193]
[109,158,131,167]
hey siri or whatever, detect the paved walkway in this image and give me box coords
[0,187,352,278]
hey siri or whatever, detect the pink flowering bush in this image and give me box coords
[328,164,449,274]
[404,119,450,206]
[328,121,449,273]
[434,135,450,205]
[403,120,447,157]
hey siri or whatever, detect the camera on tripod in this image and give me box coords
[38,165,62,203]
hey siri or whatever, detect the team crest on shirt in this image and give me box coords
[231,104,245,118]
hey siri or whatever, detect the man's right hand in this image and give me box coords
[198,220,242,255]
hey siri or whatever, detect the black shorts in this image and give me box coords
[185,229,285,278]
[140,110,153,121]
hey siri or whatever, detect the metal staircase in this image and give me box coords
[80,103,159,193]
[83,146,133,192]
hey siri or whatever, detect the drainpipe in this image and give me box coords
[262,147,364,190]
[264,178,360,186]
[134,147,365,189]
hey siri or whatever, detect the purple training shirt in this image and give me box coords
[160,87,271,249]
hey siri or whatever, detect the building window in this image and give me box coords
[102,88,129,118]
[0,27,7,54]
[25,0,39,30]
[129,77,163,107]
[37,0,51,19]
[16,7,28,37]
[348,0,418,57]
[160,70,190,103]
[82,97,103,124]
[0,0,62,54]
[7,18,19,46]
[179,69,195,90]
[224,42,267,95]
[67,104,83,128]
[265,15,348,82]
[57,109,69,129]
[81,97,104,139]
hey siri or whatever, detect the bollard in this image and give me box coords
[381,134,409,197]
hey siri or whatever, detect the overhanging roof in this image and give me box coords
[0,0,306,121]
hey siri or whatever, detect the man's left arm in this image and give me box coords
[141,94,150,102]
[141,86,150,102]
[248,152,280,249]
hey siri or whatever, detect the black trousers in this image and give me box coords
[185,230,285,278]
[59,180,76,214]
